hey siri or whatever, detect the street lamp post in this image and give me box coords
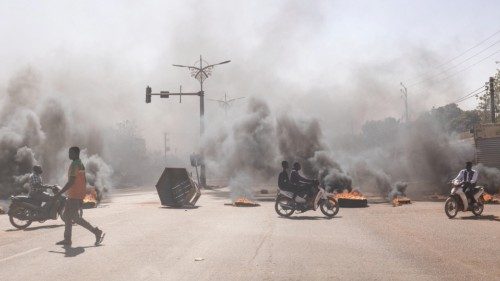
[173,55,230,188]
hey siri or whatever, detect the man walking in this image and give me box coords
[55,146,105,246]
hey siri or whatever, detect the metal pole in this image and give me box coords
[400,82,409,123]
[199,55,207,188]
[490,77,496,123]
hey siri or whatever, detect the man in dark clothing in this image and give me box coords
[290,162,316,200]
[54,147,105,247]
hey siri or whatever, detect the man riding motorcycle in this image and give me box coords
[453,161,479,204]
[290,162,316,204]
[28,165,54,216]
[278,161,305,202]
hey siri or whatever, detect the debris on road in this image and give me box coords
[335,190,368,207]
[194,257,204,261]
[392,196,411,207]
[156,168,201,207]
[225,197,260,207]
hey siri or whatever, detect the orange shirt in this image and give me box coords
[66,159,87,199]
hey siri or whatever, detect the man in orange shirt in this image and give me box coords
[55,147,105,247]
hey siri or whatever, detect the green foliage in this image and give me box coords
[476,69,500,123]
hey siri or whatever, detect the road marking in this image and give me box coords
[0,247,42,263]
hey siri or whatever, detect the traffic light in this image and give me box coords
[146,86,152,103]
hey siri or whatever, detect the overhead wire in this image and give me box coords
[409,40,500,87]
[412,49,500,90]
[406,29,500,85]
[453,85,487,103]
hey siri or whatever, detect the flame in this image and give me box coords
[392,196,411,207]
[483,193,493,202]
[233,197,259,207]
[334,190,366,200]
[83,187,98,207]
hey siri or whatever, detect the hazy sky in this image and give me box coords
[1,0,499,152]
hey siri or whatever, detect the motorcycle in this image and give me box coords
[275,182,340,218]
[8,185,67,229]
[444,179,486,219]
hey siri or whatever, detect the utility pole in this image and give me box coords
[172,56,230,188]
[490,76,496,123]
[164,132,170,163]
[400,82,409,123]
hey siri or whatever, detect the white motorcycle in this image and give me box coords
[444,180,485,219]
[275,183,339,218]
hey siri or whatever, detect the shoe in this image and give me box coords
[55,240,72,246]
[94,228,105,246]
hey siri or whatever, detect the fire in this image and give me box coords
[334,190,366,200]
[233,197,260,207]
[392,196,411,207]
[483,193,499,204]
[83,187,98,208]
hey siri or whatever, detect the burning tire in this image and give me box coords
[275,196,295,217]
[9,206,33,230]
[319,198,339,218]
[444,197,458,219]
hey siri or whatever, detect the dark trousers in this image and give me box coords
[463,183,477,203]
[63,199,96,241]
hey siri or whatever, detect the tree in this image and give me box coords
[476,69,500,123]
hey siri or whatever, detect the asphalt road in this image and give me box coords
[0,188,499,281]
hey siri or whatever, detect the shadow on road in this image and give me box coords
[49,245,103,258]
[461,215,500,222]
[279,216,342,221]
[160,205,200,210]
[5,224,64,232]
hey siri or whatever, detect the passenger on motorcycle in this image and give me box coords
[28,165,53,214]
[278,161,302,201]
[454,161,479,204]
[290,162,316,202]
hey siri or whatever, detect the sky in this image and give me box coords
[0,0,499,154]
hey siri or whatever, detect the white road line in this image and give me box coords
[0,247,42,263]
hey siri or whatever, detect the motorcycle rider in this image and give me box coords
[454,161,479,204]
[290,162,316,202]
[28,165,53,216]
[278,161,303,202]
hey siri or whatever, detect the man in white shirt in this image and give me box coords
[454,161,479,204]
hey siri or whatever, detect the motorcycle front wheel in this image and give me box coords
[320,198,339,218]
[9,206,33,230]
[472,200,484,216]
[444,197,458,219]
[275,196,295,217]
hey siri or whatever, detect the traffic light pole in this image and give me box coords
[146,86,206,183]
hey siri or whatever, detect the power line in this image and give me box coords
[407,29,500,84]
[455,89,486,104]
[453,85,486,103]
[409,40,500,87]
[413,49,500,88]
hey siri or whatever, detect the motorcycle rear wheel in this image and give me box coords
[9,206,33,230]
[444,197,458,219]
[275,197,295,217]
[320,198,339,218]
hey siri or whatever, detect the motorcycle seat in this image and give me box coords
[12,195,39,205]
